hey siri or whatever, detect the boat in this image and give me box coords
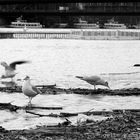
[10,16,43,28]
[74,18,100,29]
[59,23,68,28]
[103,18,127,29]
[132,23,140,29]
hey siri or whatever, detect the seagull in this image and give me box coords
[76,75,110,90]
[22,76,42,106]
[0,60,30,80]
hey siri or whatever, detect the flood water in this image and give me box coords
[0,39,140,130]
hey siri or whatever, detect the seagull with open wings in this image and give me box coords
[0,60,30,80]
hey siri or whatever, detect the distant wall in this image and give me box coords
[0,28,140,40]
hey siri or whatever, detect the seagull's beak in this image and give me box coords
[76,76,83,79]
[23,77,26,80]
[107,85,110,89]
[23,76,30,80]
[17,79,23,81]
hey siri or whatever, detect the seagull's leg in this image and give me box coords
[11,77,15,82]
[94,85,96,90]
[28,97,32,107]
[11,78,14,82]
[28,98,30,106]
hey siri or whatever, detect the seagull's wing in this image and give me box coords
[83,76,101,82]
[32,86,42,94]
[134,64,140,67]
[9,61,30,70]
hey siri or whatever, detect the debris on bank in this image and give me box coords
[71,88,140,96]
[0,83,140,139]
[0,102,63,112]
[0,111,140,140]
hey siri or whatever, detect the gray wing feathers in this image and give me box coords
[9,61,30,70]
[32,86,42,94]
[83,76,101,82]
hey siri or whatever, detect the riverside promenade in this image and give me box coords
[0,28,140,40]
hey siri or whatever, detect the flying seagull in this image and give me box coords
[22,76,42,106]
[76,75,110,90]
[0,60,30,80]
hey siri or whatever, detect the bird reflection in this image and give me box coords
[85,94,103,101]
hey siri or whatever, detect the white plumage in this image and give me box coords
[0,60,30,80]
[22,76,42,106]
[76,75,110,90]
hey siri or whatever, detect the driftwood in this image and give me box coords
[60,110,113,117]
[1,102,140,119]
[26,110,60,117]
[20,109,139,137]
[1,111,140,139]
[26,109,113,118]
[25,106,62,110]
[0,102,62,112]
[1,77,140,96]
[71,88,140,96]
[0,83,57,94]
[0,102,21,111]
[23,107,140,118]
[1,82,140,96]
[26,110,72,126]
[36,84,56,88]
[26,109,140,119]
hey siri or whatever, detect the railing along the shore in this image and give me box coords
[0,28,140,40]
[72,29,140,40]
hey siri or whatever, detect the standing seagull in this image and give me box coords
[0,60,30,80]
[76,75,110,90]
[22,76,42,106]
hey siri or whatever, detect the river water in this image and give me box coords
[0,39,140,130]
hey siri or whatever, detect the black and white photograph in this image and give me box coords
[0,1,140,139]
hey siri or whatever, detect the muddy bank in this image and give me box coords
[71,88,140,96]
[1,84,140,96]
[0,85,140,139]
[0,111,140,140]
